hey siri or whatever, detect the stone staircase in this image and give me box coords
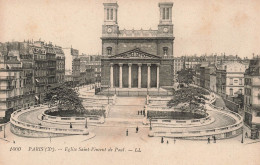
[104,97,146,127]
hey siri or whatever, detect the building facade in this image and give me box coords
[0,40,66,119]
[0,53,23,119]
[100,2,174,89]
[244,57,260,128]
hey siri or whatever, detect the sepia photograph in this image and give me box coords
[0,0,260,165]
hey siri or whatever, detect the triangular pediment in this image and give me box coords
[109,48,161,59]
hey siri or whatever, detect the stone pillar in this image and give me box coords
[110,63,113,88]
[128,63,132,88]
[119,63,123,88]
[138,63,142,88]
[157,64,160,88]
[147,63,151,88]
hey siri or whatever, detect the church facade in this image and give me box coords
[101,2,174,88]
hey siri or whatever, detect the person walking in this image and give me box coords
[245,132,248,138]
[70,123,72,129]
[136,126,139,133]
[213,136,216,143]
[161,137,164,143]
[126,129,128,136]
[167,140,169,144]
[143,110,146,116]
[140,110,143,115]
[207,137,210,144]
[138,111,140,115]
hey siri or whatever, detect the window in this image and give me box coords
[230,78,233,85]
[107,47,112,55]
[256,112,260,117]
[107,9,109,20]
[230,88,233,96]
[110,9,113,20]
[163,47,168,56]
[166,8,169,19]
[239,78,242,85]
[163,8,165,19]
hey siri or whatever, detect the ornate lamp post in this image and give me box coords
[149,117,152,130]
[241,125,244,143]
[108,81,110,105]
[3,124,6,138]
[85,117,88,129]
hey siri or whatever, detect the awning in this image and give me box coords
[35,96,39,100]
[35,79,39,83]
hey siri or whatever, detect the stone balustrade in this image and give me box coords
[42,108,105,124]
[10,105,89,138]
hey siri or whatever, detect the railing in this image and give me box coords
[10,106,88,135]
[0,76,14,80]
[148,89,243,138]
[0,86,14,90]
[151,120,243,137]
[0,122,9,132]
[99,90,173,96]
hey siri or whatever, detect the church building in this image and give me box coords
[101,2,174,89]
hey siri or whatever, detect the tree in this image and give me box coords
[177,68,195,86]
[43,83,85,113]
[167,86,209,111]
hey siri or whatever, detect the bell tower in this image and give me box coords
[102,2,119,37]
[158,2,173,36]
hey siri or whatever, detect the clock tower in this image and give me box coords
[102,3,119,37]
[158,2,173,37]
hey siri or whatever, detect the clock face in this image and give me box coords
[163,27,169,33]
[107,28,112,33]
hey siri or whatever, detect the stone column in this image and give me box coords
[138,63,142,88]
[119,63,123,88]
[147,63,151,88]
[110,63,113,88]
[157,64,160,88]
[128,63,132,88]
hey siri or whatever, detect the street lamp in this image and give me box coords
[85,117,88,129]
[149,117,152,130]
[241,125,244,143]
[108,82,110,105]
[3,124,6,138]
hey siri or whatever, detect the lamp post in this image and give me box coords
[108,82,110,105]
[85,117,88,129]
[241,125,244,143]
[149,117,152,130]
[3,124,6,138]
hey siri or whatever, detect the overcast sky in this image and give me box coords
[0,0,260,58]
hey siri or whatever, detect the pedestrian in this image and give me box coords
[213,136,216,143]
[161,137,164,143]
[143,110,145,116]
[207,137,210,144]
[245,132,248,138]
[167,140,169,144]
[138,111,139,115]
[41,115,44,120]
[126,129,128,136]
[136,126,139,133]
[140,110,143,115]
[70,123,72,129]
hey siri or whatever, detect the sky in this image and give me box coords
[0,0,260,58]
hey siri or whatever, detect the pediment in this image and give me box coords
[109,48,161,59]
